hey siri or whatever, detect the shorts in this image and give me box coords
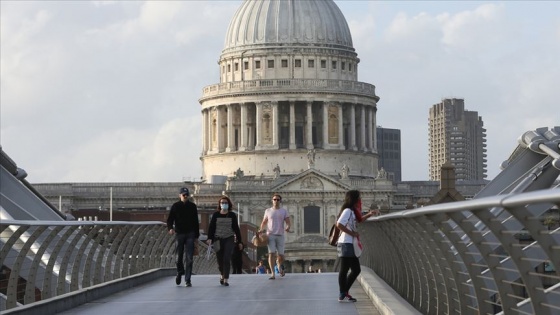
[267,234,285,255]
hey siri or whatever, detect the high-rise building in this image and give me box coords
[429,98,487,181]
[376,127,401,181]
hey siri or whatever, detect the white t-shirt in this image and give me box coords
[337,208,356,244]
[264,207,289,235]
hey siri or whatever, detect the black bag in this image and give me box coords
[328,224,340,246]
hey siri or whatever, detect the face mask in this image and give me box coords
[220,203,229,211]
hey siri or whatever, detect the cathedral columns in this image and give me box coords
[338,103,344,149]
[306,101,313,149]
[272,101,279,149]
[239,103,247,151]
[360,105,366,151]
[367,106,373,152]
[350,104,357,151]
[289,101,296,149]
[202,109,209,154]
[255,102,262,149]
[322,102,329,148]
[226,104,235,152]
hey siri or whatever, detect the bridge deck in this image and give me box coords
[58,272,380,315]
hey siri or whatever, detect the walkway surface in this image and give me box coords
[58,272,381,315]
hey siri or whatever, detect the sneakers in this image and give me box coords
[338,293,357,302]
[185,280,192,287]
[175,274,181,285]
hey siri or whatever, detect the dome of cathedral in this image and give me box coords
[224,0,354,52]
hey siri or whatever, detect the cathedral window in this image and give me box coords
[331,61,337,69]
[281,59,288,68]
[308,60,314,68]
[295,59,301,67]
[255,60,261,69]
[244,61,249,70]
[234,63,239,71]
[268,60,275,68]
[341,62,345,70]
[321,60,326,68]
[227,64,231,72]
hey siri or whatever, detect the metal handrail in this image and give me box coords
[359,188,560,314]
[0,221,213,311]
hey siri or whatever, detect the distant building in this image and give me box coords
[429,98,487,181]
[376,127,402,181]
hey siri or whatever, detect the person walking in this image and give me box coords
[167,187,200,287]
[258,193,290,280]
[207,196,242,286]
[231,241,245,274]
[336,190,379,302]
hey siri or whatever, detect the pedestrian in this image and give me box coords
[207,195,242,286]
[167,187,200,287]
[256,260,266,274]
[336,189,379,302]
[258,193,290,280]
[231,241,245,274]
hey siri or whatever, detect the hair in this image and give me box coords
[339,190,365,222]
[272,193,282,201]
[217,195,233,212]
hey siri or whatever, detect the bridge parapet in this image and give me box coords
[0,220,214,312]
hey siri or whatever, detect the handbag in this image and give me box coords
[353,235,363,258]
[327,224,340,246]
[251,233,268,247]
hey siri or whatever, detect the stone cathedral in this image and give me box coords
[195,0,386,272]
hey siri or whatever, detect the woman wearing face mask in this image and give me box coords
[207,196,242,286]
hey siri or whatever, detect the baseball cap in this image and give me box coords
[180,187,189,195]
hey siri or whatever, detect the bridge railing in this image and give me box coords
[0,220,214,311]
[359,188,560,315]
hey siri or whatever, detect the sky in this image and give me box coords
[1,1,559,183]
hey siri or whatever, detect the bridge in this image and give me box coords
[1,127,559,314]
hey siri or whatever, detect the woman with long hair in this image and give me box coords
[336,190,378,302]
[206,195,242,286]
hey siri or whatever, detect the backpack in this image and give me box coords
[327,223,341,246]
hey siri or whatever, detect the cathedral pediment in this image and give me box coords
[271,169,350,192]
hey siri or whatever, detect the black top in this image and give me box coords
[207,211,242,244]
[167,200,200,238]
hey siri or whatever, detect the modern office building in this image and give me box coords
[376,127,402,181]
[429,98,487,181]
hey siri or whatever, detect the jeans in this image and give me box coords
[338,256,361,294]
[176,232,196,281]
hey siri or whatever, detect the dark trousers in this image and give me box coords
[231,253,243,274]
[216,236,235,279]
[338,256,361,294]
[175,232,196,281]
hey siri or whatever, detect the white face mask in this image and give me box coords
[220,203,229,211]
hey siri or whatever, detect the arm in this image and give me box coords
[206,213,216,244]
[284,215,291,232]
[167,206,175,235]
[193,203,200,238]
[360,209,380,222]
[259,212,268,233]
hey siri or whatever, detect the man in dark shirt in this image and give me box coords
[167,187,199,287]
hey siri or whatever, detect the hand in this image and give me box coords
[206,239,212,245]
[285,226,290,232]
[168,229,175,235]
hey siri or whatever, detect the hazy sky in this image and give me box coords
[1,1,559,183]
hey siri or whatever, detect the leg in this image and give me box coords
[184,232,196,284]
[175,234,187,275]
[216,242,224,276]
[338,257,351,294]
[276,234,286,276]
[345,257,361,294]
[221,237,235,282]
[268,252,276,278]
